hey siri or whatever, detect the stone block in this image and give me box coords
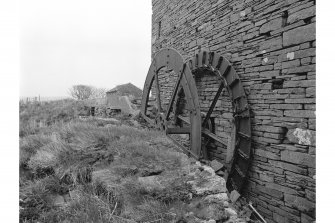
[253,109,283,117]
[272,144,308,153]
[308,119,316,131]
[254,154,268,163]
[281,59,300,69]
[295,48,316,59]
[273,213,287,223]
[283,80,315,88]
[259,64,274,72]
[286,64,315,74]
[254,136,282,144]
[283,23,316,46]
[256,205,273,218]
[197,38,205,45]
[288,6,316,24]
[268,160,308,175]
[243,57,262,67]
[259,173,274,182]
[263,132,284,139]
[273,121,308,130]
[284,98,315,104]
[284,110,315,118]
[189,40,197,48]
[300,42,311,49]
[242,31,258,41]
[301,57,311,65]
[230,13,240,23]
[210,159,224,172]
[305,189,315,202]
[286,128,315,146]
[265,182,298,195]
[255,19,267,27]
[269,104,302,110]
[301,213,315,223]
[286,171,315,188]
[270,207,300,223]
[260,17,282,34]
[255,149,280,160]
[259,70,280,78]
[256,184,283,199]
[260,37,282,51]
[253,125,285,133]
[275,88,305,95]
[284,194,315,212]
[250,83,272,90]
[281,150,315,168]
[236,21,253,30]
[306,87,315,98]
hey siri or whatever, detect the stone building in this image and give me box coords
[151,0,316,222]
[106,83,142,100]
[106,83,142,115]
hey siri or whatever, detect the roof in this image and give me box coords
[106,83,142,97]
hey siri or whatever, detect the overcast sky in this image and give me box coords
[19,0,152,97]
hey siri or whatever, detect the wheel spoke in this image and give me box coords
[165,63,185,120]
[202,129,229,147]
[141,114,155,126]
[177,115,190,124]
[202,81,225,127]
[154,72,162,113]
[166,135,199,159]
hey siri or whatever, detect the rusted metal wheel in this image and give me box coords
[188,50,252,193]
[141,48,202,159]
[141,48,252,193]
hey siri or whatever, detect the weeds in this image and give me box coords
[20,138,46,167]
[19,100,192,223]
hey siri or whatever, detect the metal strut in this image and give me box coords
[140,48,252,194]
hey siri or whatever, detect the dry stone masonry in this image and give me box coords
[151,0,316,222]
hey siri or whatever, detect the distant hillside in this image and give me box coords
[107,83,142,98]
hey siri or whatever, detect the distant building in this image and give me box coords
[105,83,142,115]
[106,83,142,100]
[81,83,142,116]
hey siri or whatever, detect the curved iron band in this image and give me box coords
[140,48,202,159]
[189,50,252,194]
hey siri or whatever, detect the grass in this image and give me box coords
[19,99,192,222]
[19,99,87,137]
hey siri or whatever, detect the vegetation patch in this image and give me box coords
[19,100,188,222]
[19,99,247,223]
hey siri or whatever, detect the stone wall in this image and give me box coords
[151,0,316,222]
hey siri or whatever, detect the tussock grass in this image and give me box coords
[20,100,192,222]
[20,176,66,222]
[20,134,52,166]
[19,99,86,137]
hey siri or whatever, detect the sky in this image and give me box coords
[19,0,152,97]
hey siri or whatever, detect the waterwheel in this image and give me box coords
[140,48,252,193]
